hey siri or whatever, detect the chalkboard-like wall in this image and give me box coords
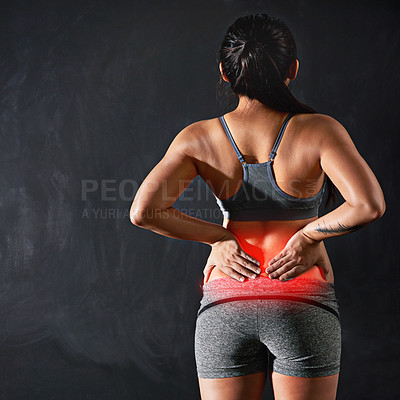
[0,1,398,399]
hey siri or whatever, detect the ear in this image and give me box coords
[219,62,229,82]
[287,58,299,80]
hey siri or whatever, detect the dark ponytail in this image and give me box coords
[216,12,337,208]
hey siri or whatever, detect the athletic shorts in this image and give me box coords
[194,275,341,379]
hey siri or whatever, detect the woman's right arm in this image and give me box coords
[301,114,386,241]
[266,114,386,280]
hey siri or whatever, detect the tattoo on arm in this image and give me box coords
[315,221,364,236]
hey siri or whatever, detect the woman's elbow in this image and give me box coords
[130,206,164,226]
[374,201,386,219]
[130,207,149,226]
[366,199,386,221]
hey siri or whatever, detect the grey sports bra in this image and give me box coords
[214,113,327,221]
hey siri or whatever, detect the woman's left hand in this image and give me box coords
[266,229,330,281]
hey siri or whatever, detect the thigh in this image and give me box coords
[271,371,339,400]
[198,371,267,400]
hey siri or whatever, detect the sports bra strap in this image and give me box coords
[268,112,295,161]
[219,116,245,163]
[220,112,295,164]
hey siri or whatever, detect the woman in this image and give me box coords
[130,13,385,400]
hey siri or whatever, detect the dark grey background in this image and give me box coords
[1,0,399,399]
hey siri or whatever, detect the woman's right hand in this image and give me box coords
[203,231,262,283]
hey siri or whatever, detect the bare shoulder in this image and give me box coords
[166,117,218,158]
[295,113,354,147]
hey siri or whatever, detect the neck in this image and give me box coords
[234,96,279,118]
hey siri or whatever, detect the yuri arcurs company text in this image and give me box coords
[80,178,222,220]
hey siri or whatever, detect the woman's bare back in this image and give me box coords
[196,111,326,202]
[191,110,334,284]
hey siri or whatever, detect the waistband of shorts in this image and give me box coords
[198,276,339,317]
[202,275,335,293]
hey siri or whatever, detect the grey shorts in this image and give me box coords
[194,276,341,379]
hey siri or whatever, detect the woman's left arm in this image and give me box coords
[131,123,262,279]
[130,123,228,245]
